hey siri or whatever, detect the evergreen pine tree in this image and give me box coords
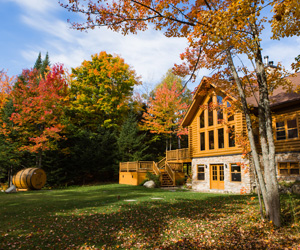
[41,52,50,76]
[34,52,42,71]
[118,113,150,162]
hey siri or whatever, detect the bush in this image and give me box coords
[145,171,160,187]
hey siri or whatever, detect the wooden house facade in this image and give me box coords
[181,73,300,193]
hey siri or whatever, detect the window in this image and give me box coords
[197,164,205,180]
[200,112,205,128]
[209,130,214,150]
[200,132,205,151]
[278,162,300,176]
[231,164,241,182]
[217,96,223,124]
[208,97,214,126]
[218,128,224,148]
[227,102,234,121]
[276,118,298,140]
[288,119,298,139]
[229,126,235,147]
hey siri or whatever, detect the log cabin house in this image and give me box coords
[181,72,300,193]
[119,72,300,192]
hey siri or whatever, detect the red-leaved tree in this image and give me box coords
[8,64,68,167]
[141,81,188,150]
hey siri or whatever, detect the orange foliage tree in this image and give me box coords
[69,52,141,130]
[141,81,188,150]
[60,0,300,226]
[8,64,68,168]
[0,71,14,116]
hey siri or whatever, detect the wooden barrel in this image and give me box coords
[12,168,46,190]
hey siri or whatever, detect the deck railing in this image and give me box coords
[119,161,154,172]
[166,148,190,161]
[153,162,161,175]
[165,162,175,186]
[157,157,166,169]
[168,163,183,172]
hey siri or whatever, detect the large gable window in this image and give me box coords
[198,94,236,153]
[276,118,298,141]
[208,97,214,126]
[200,112,205,128]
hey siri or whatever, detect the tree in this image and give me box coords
[69,51,141,130]
[60,0,299,226]
[0,71,18,184]
[118,112,150,162]
[34,52,51,77]
[152,69,192,106]
[8,64,68,168]
[141,81,188,150]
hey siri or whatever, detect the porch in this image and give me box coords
[166,148,192,163]
[119,148,190,187]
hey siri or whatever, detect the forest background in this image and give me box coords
[0,52,191,187]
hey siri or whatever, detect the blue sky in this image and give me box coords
[1,0,300,91]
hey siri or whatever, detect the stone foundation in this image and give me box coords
[192,154,252,194]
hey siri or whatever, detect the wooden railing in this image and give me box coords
[119,161,154,172]
[166,148,190,161]
[153,162,161,175]
[165,162,175,186]
[157,157,166,169]
[168,163,183,172]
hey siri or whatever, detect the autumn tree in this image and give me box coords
[69,51,141,130]
[141,81,188,150]
[60,0,300,226]
[151,69,192,106]
[8,64,68,168]
[0,71,18,183]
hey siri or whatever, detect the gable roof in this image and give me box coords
[181,72,300,127]
[181,76,236,127]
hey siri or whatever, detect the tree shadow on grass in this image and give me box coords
[1,193,299,249]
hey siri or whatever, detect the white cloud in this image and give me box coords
[10,0,58,14]
[17,0,189,86]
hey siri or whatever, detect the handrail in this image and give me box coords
[157,157,166,169]
[165,162,175,186]
[153,162,161,175]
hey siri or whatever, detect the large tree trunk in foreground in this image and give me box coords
[226,49,281,226]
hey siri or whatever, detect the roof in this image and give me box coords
[247,72,300,107]
[181,72,300,127]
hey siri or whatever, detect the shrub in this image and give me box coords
[145,171,160,187]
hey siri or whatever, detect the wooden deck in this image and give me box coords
[166,148,191,163]
[119,148,190,186]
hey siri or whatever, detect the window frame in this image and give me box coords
[278,162,300,176]
[275,116,299,141]
[197,164,205,181]
[198,94,236,153]
[230,163,242,182]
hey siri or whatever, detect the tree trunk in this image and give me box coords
[178,135,181,149]
[226,49,272,222]
[251,21,281,226]
[36,150,42,168]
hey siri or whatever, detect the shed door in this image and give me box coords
[210,164,224,190]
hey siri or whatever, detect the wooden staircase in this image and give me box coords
[156,158,176,187]
[160,170,174,187]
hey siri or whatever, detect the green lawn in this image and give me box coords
[0,184,299,249]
